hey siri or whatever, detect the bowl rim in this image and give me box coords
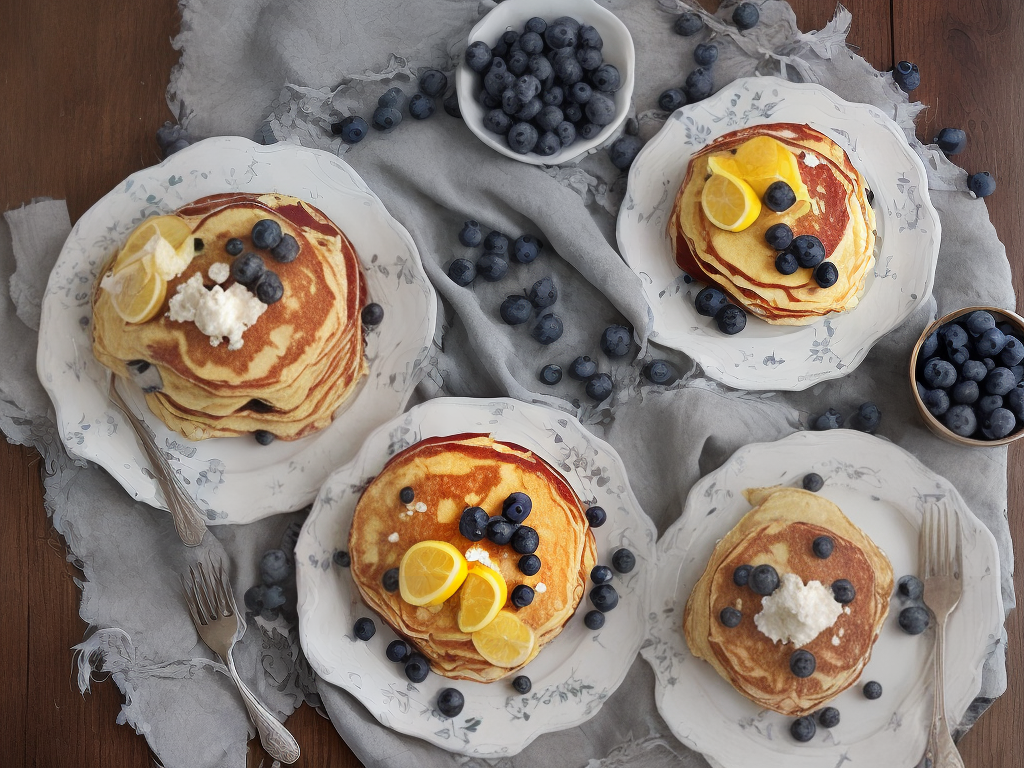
[909,305,1024,447]
[454,0,636,166]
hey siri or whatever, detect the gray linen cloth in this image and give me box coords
[0,1,1014,767]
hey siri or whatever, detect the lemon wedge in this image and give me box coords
[103,258,167,324]
[470,610,536,668]
[113,216,195,279]
[701,164,761,232]
[398,541,468,607]
[457,565,508,633]
[731,136,812,213]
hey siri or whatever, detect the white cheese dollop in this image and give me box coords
[167,273,267,350]
[535,582,547,593]
[464,546,498,572]
[802,152,821,167]
[753,572,843,647]
[387,532,399,543]
[208,261,230,284]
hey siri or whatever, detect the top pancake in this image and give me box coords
[669,123,876,325]
[683,486,893,716]
[348,435,597,683]
[92,192,367,440]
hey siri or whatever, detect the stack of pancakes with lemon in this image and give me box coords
[669,123,876,325]
[348,435,597,682]
[92,192,367,441]
[683,486,893,716]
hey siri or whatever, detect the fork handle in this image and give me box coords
[923,613,965,768]
[225,654,301,763]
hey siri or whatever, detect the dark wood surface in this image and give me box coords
[0,0,1020,766]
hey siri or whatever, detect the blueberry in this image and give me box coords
[764,223,794,250]
[968,172,996,197]
[508,121,540,153]
[519,554,542,576]
[570,45,598,71]
[949,346,970,367]
[532,57,556,86]
[254,430,275,445]
[499,491,531,524]
[802,473,824,492]
[526,17,547,34]
[695,286,730,317]
[579,25,603,49]
[156,122,190,152]
[812,536,834,559]
[488,56,508,74]
[790,235,826,268]
[269,233,300,263]
[600,325,632,357]
[585,91,616,126]
[486,517,517,545]
[333,550,351,568]
[459,506,489,542]
[982,408,1017,439]
[893,61,920,92]
[733,2,760,30]
[514,74,542,104]
[553,55,584,87]
[863,680,883,700]
[443,92,461,118]
[556,121,577,146]
[933,127,967,155]
[539,364,562,385]
[951,380,979,404]
[922,388,950,417]
[519,31,544,56]
[372,105,403,132]
[920,331,939,359]
[962,359,987,382]
[814,261,839,289]
[966,311,996,336]
[585,506,607,527]
[260,549,290,585]
[1001,337,1024,366]
[405,653,430,683]
[354,617,376,641]
[535,131,561,157]
[789,649,816,678]
[485,69,515,99]
[386,640,409,663]
[609,136,643,171]
[831,579,856,604]
[500,295,533,325]
[818,707,841,728]
[531,313,563,344]
[231,252,266,287]
[564,103,583,123]
[528,276,558,308]
[923,358,957,389]
[775,251,799,275]
[1007,388,1024,419]
[684,67,714,101]
[673,12,704,36]
[408,94,435,120]
[164,137,191,157]
[591,565,613,584]
[511,584,535,608]
[510,235,542,265]
[852,401,881,433]
[225,238,244,257]
[584,609,606,629]
[477,253,509,282]
[715,304,747,335]
[898,605,930,635]
[501,30,520,48]
[976,327,1007,356]
[448,258,476,286]
[612,548,636,574]
[399,485,414,503]
[261,584,285,611]
[791,716,816,743]
[569,356,597,381]
[244,585,266,612]
[642,359,680,385]
[898,574,924,600]
[577,122,602,139]
[535,106,563,133]
[458,220,483,247]
[251,219,283,250]
[333,115,368,143]
[986,367,1016,395]
[512,674,533,694]
[694,43,718,67]
[465,41,492,73]
[590,583,619,612]
[544,22,576,50]
[382,568,400,592]
[255,271,284,304]
[590,64,621,92]
[483,108,512,135]
[733,564,752,586]
[511,526,540,554]
[720,607,742,628]
[586,373,613,402]
[749,564,780,595]
[658,88,687,112]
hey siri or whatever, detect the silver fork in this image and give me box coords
[181,562,301,764]
[919,501,965,768]
[108,374,207,546]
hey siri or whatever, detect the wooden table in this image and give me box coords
[1,0,1021,765]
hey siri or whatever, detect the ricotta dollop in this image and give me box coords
[753,572,843,647]
[167,273,266,350]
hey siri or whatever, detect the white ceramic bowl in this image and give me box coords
[455,0,635,166]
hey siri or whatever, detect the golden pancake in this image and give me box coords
[683,487,893,716]
[669,124,876,325]
[92,193,367,440]
[348,435,597,682]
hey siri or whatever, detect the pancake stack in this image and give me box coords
[92,192,367,441]
[683,486,893,716]
[348,435,597,682]
[669,123,876,325]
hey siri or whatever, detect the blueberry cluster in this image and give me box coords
[383,638,432,683]
[810,401,883,433]
[536,324,634,403]
[582,548,633,630]
[915,310,1024,440]
[895,574,930,635]
[459,492,544,583]
[694,285,746,335]
[765,226,840,289]
[465,15,624,157]
[243,547,294,621]
[331,70,454,143]
[226,219,297,314]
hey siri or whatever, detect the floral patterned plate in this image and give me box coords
[36,136,437,523]
[295,397,657,757]
[642,430,1003,768]
[616,76,940,391]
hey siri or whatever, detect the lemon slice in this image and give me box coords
[103,258,167,324]
[471,610,536,668]
[701,167,761,232]
[114,216,195,278]
[457,565,508,633]
[731,137,812,212]
[398,541,468,607]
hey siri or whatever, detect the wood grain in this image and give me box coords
[0,0,1020,766]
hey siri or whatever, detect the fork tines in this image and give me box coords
[181,560,236,625]
[921,502,963,579]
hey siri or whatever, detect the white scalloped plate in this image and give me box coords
[36,136,437,524]
[295,397,657,757]
[643,430,1003,768]
[617,76,940,391]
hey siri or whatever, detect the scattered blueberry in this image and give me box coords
[790,716,816,742]
[813,408,843,430]
[720,607,742,628]
[255,270,284,305]
[812,536,834,559]
[361,303,384,327]
[775,251,799,275]
[569,355,598,381]
[673,12,704,36]
[231,252,266,287]
[659,88,687,112]
[863,680,883,700]
[333,550,351,568]
[584,609,606,629]
[372,105,403,132]
[333,115,368,143]
[789,649,816,678]
[354,617,376,641]
[386,639,410,663]
[814,261,839,289]
[382,568,400,592]
[967,171,996,198]
[448,258,476,286]
[642,359,680,385]
[898,605,930,635]
[898,575,924,600]
[244,585,266,612]
[684,67,714,101]
[539,364,562,385]
[486,517,517,545]
[512,234,542,263]
[749,564,780,596]
[612,548,636,574]
[477,253,509,281]
[408,94,435,120]
[733,564,752,587]
[695,286,730,317]
[893,61,920,92]
[600,325,631,357]
[590,583,619,612]
[831,579,856,604]
[934,127,967,155]
[733,2,760,30]
[260,549,290,585]
[419,69,448,98]
[405,653,430,683]
[765,223,794,250]
[802,473,824,492]
[459,506,489,542]
[511,526,540,555]
[585,506,607,527]
[503,492,532,524]
[251,219,283,250]
[264,232,298,263]
[399,486,414,504]
[254,430,275,445]
[764,181,797,212]
[528,276,558,308]
[789,235,826,268]
[500,295,534,325]
[519,554,542,576]
[591,565,613,584]
[694,43,718,67]
[262,584,286,611]
[511,584,536,608]
[531,313,564,344]
[715,304,746,335]
[852,401,882,433]
[586,373,613,402]
[609,136,643,170]
[818,707,840,728]
[443,92,461,118]
[225,238,244,257]
[512,674,533,693]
